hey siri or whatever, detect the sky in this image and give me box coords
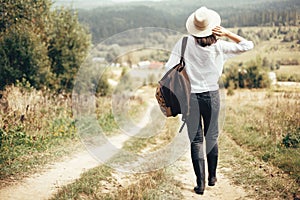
[53,0,165,7]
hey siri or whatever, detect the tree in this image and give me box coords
[0,26,51,90]
[0,0,52,90]
[0,0,91,92]
[0,0,52,34]
[47,8,91,91]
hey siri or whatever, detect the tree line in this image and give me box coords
[77,0,300,44]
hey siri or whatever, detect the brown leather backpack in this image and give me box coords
[155,37,191,132]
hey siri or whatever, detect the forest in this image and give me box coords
[76,0,300,44]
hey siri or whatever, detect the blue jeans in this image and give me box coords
[187,90,220,160]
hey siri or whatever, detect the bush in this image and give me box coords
[223,58,271,90]
[282,131,300,148]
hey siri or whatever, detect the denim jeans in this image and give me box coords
[186,90,220,160]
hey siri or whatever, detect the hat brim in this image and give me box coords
[186,8,221,37]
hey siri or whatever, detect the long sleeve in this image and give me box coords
[219,40,254,60]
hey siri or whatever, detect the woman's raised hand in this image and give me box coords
[213,26,245,43]
[212,26,230,37]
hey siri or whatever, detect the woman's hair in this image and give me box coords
[194,34,217,47]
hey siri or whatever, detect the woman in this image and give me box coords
[165,7,254,195]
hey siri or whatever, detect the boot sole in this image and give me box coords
[194,189,204,195]
[194,186,204,195]
[208,183,215,186]
[208,177,217,186]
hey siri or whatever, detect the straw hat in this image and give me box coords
[186,7,221,37]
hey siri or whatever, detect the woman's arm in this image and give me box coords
[212,26,254,58]
[212,26,245,43]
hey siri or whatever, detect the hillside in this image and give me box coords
[67,0,300,43]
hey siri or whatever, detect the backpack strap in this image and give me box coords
[179,120,186,133]
[180,36,188,65]
[179,36,188,133]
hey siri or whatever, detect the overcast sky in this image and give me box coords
[53,0,165,9]
[54,0,164,5]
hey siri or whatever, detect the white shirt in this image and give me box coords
[165,35,254,93]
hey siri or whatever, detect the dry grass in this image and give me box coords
[0,85,73,136]
[226,26,300,65]
[51,165,183,200]
[0,84,119,182]
[276,65,300,76]
[223,88,300,199]
[275,65,300,82]
[0,84,81,181]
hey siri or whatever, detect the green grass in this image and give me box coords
[222,88,300,198]
[0,130,81,183]
[51,165,183,200]
[219,132,298,199]
[50,165,114,200]
[95,97,119,136]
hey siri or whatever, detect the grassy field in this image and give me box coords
[0,83,121,183]
[276,65,300,76]
[275,65,300,82]
[223,87,300,198]
[0,84,80,183]
[226,26,300,66]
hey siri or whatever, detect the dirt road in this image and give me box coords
[0,141,250,200]
[0,93,251,199]
[172,150,250,200]
[0,150,98,200]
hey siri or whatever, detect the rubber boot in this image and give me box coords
[207,144,218,186]
[192,159,205,195]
